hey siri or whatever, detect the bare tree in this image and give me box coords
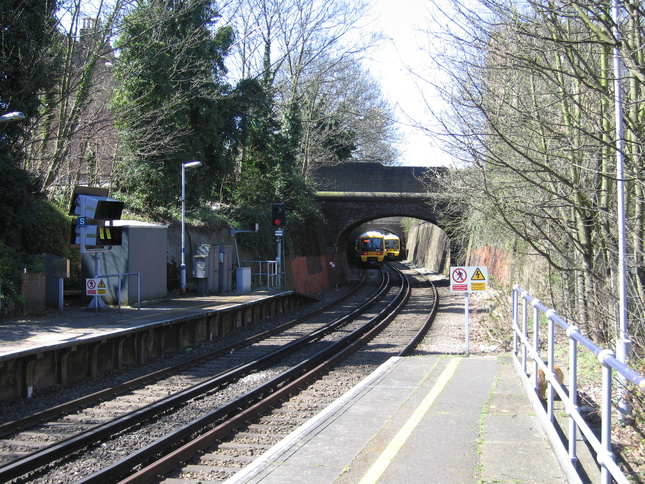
[221,0,399,174]
[415,0,645,344]
[23,0,131,201]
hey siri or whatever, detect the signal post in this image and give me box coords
[271,203,286,288]
[70,186,124,310]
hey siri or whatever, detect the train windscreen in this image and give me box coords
[360,237,383,250]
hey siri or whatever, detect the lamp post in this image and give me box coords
[180,161,202,293]
[0,112,25,123]
[610,0,633,425]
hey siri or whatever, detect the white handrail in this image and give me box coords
[512,285,645,484]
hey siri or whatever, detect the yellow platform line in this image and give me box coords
[359,357,461,484]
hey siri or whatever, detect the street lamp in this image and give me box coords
[0,112,25,123]
[180,161,202,293]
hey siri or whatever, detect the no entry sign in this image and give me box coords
[86,278,108,296]
[450,266,488,293]
[450,266,489,356]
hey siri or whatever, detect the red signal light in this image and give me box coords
[271,203,286,227]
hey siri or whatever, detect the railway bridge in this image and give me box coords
[311,162,452,257]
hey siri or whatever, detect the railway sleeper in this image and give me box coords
[216,442,270,450]
[164,480,226,484]
[256,415,308,423]
[90,401,148,410]
[0,439,49,448]
[0,451,30,461]
[270,408,318,417]
[19,429,77,438]
[244,423,292,434]
[59,414,111,423]
[234,430,288,439]
[199,453,257,463]
[184,464,245,473]
[40,421,92,430]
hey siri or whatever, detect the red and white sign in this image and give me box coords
[86,278,108,296]
[450,266,488,292]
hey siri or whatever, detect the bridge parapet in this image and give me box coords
[311,162,446,193]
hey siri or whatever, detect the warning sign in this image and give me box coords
[450,266,488,292]
[471,268,486,280]
[86,278,108,296]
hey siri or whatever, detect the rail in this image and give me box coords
[511,285,645,484]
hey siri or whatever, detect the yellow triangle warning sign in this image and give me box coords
[98,279,107,288]
[471,268,486,281]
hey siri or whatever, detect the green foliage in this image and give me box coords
[0,241,23,311]
[227,206,278,260]
[0,160,38,243]
[108,0,326,233]
[0,196,71,317]
[22,198,73,257]
[111,0,236,216]
[228,93,311,207]
[0,0,59,116]
[226,201,324,260]
[1,0,60,250]
[0,0,64,316]
[317,116,357,162]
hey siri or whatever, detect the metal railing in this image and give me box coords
[511,285,645,484]
[95,272,141,312]
[243,260,281,289]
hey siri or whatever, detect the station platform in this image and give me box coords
[226,355,568,484]
[0,290,295,360]
[0,290,315,400]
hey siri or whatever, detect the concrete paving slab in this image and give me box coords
[480,357,567,484]
[373,357,498,484]
[226,356,567,484]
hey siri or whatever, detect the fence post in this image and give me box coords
[567,325,579,467]
[598,349,614,484]
[522,292,528,372]
[546,308,556,422]
[533,301,540,394]
[512,285,519,355]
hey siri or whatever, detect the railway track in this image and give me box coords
[0,263,437,483]
[120,263,437,484]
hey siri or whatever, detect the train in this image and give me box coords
[383,233,401,260]
[355,231,386,266]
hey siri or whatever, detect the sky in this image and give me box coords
[362,0,455,168]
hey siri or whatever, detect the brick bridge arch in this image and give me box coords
[311,163,453,261]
